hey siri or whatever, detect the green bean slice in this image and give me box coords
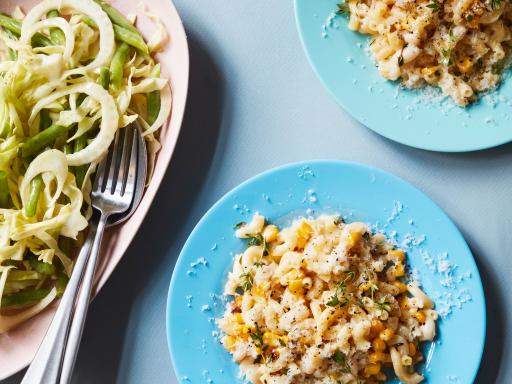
[110,42,130,90]
[147,91,161,126]
[24,176,43,217]
[98,66,110,90]
[0,171,9,208]
[22,124,72,158]
[47,10,65,45]
[0,288,51,308]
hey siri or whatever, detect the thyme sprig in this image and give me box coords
[336,2,350,15]
[326,271,356,307]
[332,350,352,373]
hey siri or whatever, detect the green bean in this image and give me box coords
[0,14,53,47]
[74,135,88,188]
[24,176,43,217]
[110,42,130,90]
[98,66,110,90]
[56,272,68,297]
[147,91,161,126]
[39,109,52,131]
[22,124,72,158]
[0,171,9,208]
[28,255,56,275]
[63,143,72,155]
[0,14,20,35]
[80,15,149,56]
[0,288,51,308]
[94,0,139,34]
[113,24,148,56]
[6,270,42,281]
[47,10,65,45]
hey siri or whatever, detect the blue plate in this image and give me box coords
[294,0,512,152]
[166,160,485,383]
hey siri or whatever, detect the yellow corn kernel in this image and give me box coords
[394,262,405,277]
[398,295,410,310]
[296,222,313,248]
[457,57,473,74]
[413,310,426,323]
[369,351,391,363]
[234,324,250,336]
[224,335,237,351]
[288,279,303,295]
[235,296,243,307]
[234,313,244,324]
[379,328,395,342]
[370,319,385,336]
[263,225,279,242]
[409,342,417,356]
[388,249,405,262]
[364,363,381,376]
[393,281,408,293]
[421,66,439,76]
[372,337,386,351]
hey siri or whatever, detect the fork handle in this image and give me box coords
[58,213,109,384]
[20,218,99,384]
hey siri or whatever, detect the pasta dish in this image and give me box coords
[0,0,171,332]
[338,0,512,105]
[218,214,438,384]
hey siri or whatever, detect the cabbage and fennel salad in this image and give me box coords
[0,0,171,332]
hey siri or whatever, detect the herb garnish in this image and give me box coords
[440,48,454,66]
[491,0,502,10]
[234,221,246,229]
[465,14,474,22]
[247,233,269,256]
[332,350,351,373]
[236,271,254,295]
[326,272,356,307]
[336,2,350,15]
[374,296,392,312]
[426,0,442,12]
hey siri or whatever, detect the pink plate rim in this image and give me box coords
[0,0,189,379]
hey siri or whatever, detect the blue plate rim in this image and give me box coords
[293,0,512,153]
[166,159,487,382]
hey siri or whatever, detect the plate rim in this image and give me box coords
[166,159,487,383]
[293,0,512,152]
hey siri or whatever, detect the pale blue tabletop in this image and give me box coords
[3,0,511,383]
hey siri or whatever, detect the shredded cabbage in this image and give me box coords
[0,0,171,332]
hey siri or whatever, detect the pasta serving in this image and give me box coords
[338,0,512,105]
[218,214,438,384]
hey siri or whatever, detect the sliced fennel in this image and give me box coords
[0,0,172,333]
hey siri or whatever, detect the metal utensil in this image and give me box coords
[21,123,140,384]
[58,125,147,384]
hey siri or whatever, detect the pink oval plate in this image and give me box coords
[0,0,189,379]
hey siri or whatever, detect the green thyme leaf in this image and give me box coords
[332,350,351,373]
[336,2,350,15]
[234,221,246,229]
[426,0,442,12]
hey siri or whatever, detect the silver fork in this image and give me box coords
[21,124,140,384]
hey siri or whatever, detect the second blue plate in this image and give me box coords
[295,0,512,152]
[167,160,485,383]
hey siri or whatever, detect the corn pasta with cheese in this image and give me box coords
[218,214,437,384]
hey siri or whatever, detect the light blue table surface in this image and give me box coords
[3,0,511,383]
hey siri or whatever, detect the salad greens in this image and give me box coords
[0,0,171,332]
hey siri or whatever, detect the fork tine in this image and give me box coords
[104,130,123,194]
[122,125,139,197]
[92,153,108,192]
[115,125,135,196]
